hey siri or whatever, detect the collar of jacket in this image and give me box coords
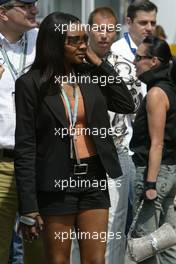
[138,63,171,91]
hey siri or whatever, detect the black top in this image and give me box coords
[130,63,176,166]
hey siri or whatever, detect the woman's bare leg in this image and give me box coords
[76,209,109,264]
[42,214,76,264]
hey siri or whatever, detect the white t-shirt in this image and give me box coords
[109,33,146,154]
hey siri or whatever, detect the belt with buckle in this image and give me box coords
[71,155,99,176]
[0,149,14,159]
[73,163,88,175]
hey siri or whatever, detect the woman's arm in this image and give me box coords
[15,75,44,240]
[145,86,169,200]
[86,46,135,114]
[15,76,38,214]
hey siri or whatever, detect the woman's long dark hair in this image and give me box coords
[31,12,80,83]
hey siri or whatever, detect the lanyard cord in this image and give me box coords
[124,32,136,55]
[0,33,28,81]
[61,83,79,128]
[61,83,81,163]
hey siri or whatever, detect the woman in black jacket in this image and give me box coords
[15,12,134,264]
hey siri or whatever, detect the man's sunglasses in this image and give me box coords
[65,35,89,47]
[2,2,37,10]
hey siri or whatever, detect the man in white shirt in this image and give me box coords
[111,0,157,149]
[0,1,38,263]
[110,2,157,263]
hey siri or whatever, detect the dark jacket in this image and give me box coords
[15,61,135,214]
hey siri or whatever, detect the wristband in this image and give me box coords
[19,216,36,226]
[145,181,156,190]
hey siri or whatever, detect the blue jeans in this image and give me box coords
[130,165,176,264]
[8,220,23,264]
[105,148,135,264]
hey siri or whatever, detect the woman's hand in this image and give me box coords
[144,181,157,201]
[145,189,157,201]
[85,45,102,66]
[19,212,44,242]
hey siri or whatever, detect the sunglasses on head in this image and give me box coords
[135,53,165,63]
[65,35,89,47]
